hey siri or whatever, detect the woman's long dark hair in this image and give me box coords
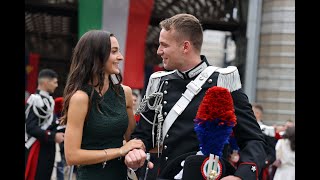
[282,126,295,151]
[60,30,122,125]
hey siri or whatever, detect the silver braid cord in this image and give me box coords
[150,93,163,148]
[136,81,165,115]
[35,98,54,126]
[156,106,164,157]
[135,81,166,150]
[135,95,148,115]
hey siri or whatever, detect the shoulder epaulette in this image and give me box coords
[26,94,44,108]
[216,66,237,74]
[145,70,176,97]
[150,70,176,79]
[216,66,242,92]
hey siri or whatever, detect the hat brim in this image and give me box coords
[182,155,236,180]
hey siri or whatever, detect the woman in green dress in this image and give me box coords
[60,30,145,180]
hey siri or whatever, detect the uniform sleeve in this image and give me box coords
[231,89,267,180]
[25,104,56,143]
[131,110,154,152]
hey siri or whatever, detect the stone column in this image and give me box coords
[257,0,295,125]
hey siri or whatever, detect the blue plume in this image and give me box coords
[194,118,234,156]
[229,134,239,151]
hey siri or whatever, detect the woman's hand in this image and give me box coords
[121,139,145,156]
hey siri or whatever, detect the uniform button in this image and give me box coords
[166,134,169,138]
[208,79,213,83]
[163,101,167,105]
[163,112,167,116]
[165,157,168,160]
[164,145,167,149]
[164,90,167,94]
[165,81,168,85]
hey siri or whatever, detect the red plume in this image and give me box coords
[195,86,236,126]
[54,97,64,114]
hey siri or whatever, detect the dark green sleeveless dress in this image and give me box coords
[76,85,128,180]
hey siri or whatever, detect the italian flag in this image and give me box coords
[79,0,154,89]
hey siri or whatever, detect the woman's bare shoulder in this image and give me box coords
[70,90,89,105]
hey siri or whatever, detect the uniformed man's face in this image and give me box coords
[105,36,123,75]
[252,107,262,121]
[157,28,184,70]
[45,78,58,94]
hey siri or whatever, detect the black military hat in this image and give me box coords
[182,154,236,180]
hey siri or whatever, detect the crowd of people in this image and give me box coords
[25,13,295,180]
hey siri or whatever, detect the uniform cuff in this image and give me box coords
[45,130,56,142]
[234,162,258,180]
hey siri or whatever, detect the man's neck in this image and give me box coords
[37,89,51,98]
[179,54,202,72]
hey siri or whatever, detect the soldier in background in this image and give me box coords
[25,69,65,180]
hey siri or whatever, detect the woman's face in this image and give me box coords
[105,36,123,75]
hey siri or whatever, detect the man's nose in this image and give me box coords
[157,47,163,56]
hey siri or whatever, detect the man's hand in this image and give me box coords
[124,149,154,169]
[55,132,64,143]
[272,159,281,167]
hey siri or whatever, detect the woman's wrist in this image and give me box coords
[119,147,124,157]
[102,149,108,168]
[103,149,108,161]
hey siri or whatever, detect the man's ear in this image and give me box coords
[42,79,49,87]
[182,41,191,53]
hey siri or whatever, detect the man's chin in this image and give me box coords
[163,65,173,71]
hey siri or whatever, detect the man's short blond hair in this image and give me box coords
[160,13,203,52]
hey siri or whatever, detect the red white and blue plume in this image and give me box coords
[194,86,237,157]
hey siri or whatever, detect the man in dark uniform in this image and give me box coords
[25,69,65,180]
[125,13,267,180]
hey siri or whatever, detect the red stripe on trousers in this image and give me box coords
[25,140,40,180]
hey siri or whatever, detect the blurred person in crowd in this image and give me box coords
[125,13,267,180]
[132,91,139,114]
[284,119,294,129]
[60,30,144,180]
[25,69,65,180]
[273,126,295,180]
[132,91,141,125]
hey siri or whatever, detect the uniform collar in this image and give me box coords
[176,55,210,79]
[37,89,51,99]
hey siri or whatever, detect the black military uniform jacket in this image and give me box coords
[132,55,267,180]
[25,90,59,180]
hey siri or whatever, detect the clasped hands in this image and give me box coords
[124,140,154,170]
[123,141,239,180]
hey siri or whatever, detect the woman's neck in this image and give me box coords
[91,75,110,95]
